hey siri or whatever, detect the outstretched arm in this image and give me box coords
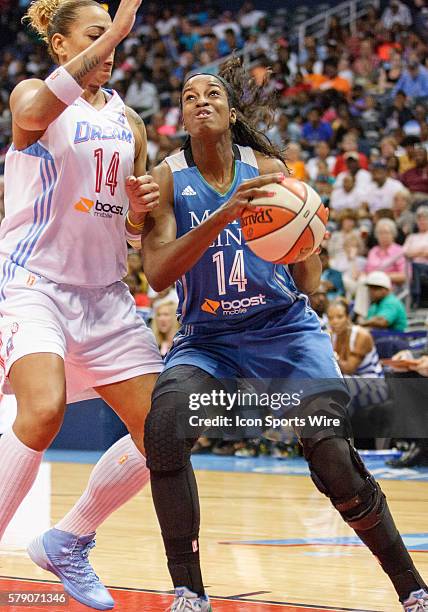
[11,0,142,137]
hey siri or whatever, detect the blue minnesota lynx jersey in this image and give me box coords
[165,145,305,328]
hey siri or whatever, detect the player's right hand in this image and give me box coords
[111,0,143,42]
[218,173,285,224]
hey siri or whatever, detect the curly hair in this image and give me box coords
[182,56,287,166]
[24,0,101,61]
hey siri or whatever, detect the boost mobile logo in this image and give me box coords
[201,299,221,315]
[74,198,124,218]
[201,294,266,316]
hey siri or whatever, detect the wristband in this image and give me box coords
[124,227,143,250]
[126,211,145,231]
[45,66,84,106]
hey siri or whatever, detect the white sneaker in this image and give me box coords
[168,587,212,611]
[403,589,428,611]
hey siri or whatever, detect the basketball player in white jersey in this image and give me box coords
[0,0,164,609]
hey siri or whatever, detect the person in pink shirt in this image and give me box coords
[403,205,428,306]
[365,218,406,287]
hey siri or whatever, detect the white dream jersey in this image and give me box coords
[0,90,134,288]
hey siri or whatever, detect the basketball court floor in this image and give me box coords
[1,452,427,612]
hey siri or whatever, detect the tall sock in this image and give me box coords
[0,429,44,541]
[56,434,149,535]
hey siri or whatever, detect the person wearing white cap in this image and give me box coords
[361,271,408,331]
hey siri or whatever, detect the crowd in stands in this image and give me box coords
[0,0,427,458]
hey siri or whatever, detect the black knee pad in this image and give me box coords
[144,365,219,473]
[307,435,387,532]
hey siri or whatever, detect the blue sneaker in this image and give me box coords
[169,587,212,611]
[403,589,428,611]
[27,528,114,610]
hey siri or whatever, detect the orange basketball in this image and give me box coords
[240,178,329,264]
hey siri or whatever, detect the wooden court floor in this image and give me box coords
[0,461,427,611]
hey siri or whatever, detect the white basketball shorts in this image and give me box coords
[0,261,163,402]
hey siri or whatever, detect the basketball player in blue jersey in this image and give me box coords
[0,1,165,610]
[142,59,428,611]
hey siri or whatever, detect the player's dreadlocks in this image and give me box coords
[182,56,287,166]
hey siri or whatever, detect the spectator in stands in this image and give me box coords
[155,8,179,37]
[382,0,413,29]
[363,159,405,213]
[386,155,401,180]
[384,91,414,133]
[329,175,364,214]
[127,251,148,295]
[333,133,369,176]
[313,165,334,205]
[328,299,388,410]
[151,299,180,358]
[365,218,406,289]
[398,135,420,173]
[301,107,333,151]
[285,142,308,181]
[124,71,159,114]
[378,49,404,94]
[353,39,380,86]
[238,2,266,30]
[392,190,416,239]
[328,209,361,258]
[362,271,408,331]
[360,95,381,133]
[319,247,345,300]
[179,18,201,52]
[388,335,428,468]
[306,141,336,181]
[318,59,351,96]
[218,28,244,57]
[392,58,428,100]
[403,205,428,307]
[335,233,367,300]
[309,282,329,330]
[267,112,301,148]
[400,146,428,195]
[123,274,150,308]
[334,152,372,190]
[380,136,398,162]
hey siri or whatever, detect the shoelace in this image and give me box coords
[57,540,100,587]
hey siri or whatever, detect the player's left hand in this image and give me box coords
[126,175,160,214]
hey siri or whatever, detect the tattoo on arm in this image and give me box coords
[71,55,101,86]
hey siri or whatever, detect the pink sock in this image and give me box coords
[0,429,44,541]
[56,434,149,535]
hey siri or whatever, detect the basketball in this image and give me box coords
[240,178,329,264]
